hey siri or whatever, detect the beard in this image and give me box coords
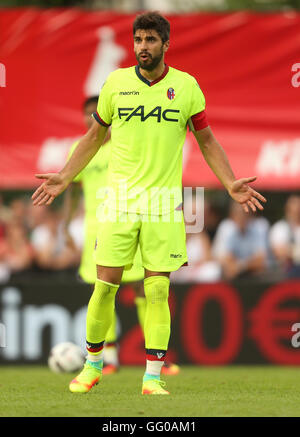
[136,47,164,71]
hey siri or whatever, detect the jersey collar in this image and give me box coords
[135,64,169,87]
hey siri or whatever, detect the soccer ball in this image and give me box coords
[48,342,85,373]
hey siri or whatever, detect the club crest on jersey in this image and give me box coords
[167,88,175,100]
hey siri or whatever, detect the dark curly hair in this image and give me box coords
[133,11,170,43]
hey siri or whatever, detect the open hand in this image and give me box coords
[32,173,68,206]
[228,176,267,213]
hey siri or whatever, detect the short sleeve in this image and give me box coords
[212,219,235,258]
[224,233,237,255]
[269,221,291,247]
[67,140,82,183]
[188,77,206,118]
[251,228,267,253]
[96,74,114,126]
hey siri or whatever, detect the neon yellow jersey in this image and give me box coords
[67,139,144,284]
[68,139,111,223]
[67,139,108,283]
[95,65,206,215]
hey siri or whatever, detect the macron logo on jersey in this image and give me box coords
[119,91,140,95]
[118,105,180,123]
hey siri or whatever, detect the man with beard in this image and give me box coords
[32,11,266,395]
[63,96,180,376]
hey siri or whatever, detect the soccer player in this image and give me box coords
[32,11,266,395]
[63,96,179,375]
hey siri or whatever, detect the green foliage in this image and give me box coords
[225,0,300,11]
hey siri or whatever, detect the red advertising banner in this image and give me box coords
[119,280,300,366]
[1,277,300,365]
[0,9,300,189]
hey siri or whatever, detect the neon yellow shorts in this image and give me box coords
[79,219,144,284]
[95,207,188,272]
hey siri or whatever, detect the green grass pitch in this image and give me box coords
[0,365,300,417]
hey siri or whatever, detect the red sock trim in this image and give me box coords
[146,349,167,361]
[105,342,117,348]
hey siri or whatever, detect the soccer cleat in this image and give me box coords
[69,363,102,393]
[161,362,180,376]
[102,364,119,375]
[142,379,170,395]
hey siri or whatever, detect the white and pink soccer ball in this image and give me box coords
[48,342,85,373]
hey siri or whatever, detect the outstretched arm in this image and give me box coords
[32,120,108,206]
[193,126,266,212]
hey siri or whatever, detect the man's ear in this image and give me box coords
[163,40,170,53]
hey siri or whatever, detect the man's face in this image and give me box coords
[230,203,250,232]
[134,29,169,71]
[83,102,97,129]
[286,196,300,223]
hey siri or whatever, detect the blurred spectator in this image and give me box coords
[27,202,49,233]
[269,194,300,278]
[171,194,221,283]
[214,202,269,280]
[4,191,300,284]
[0,194,12,239]
[0,218,33,281]
[203,199,222,242]
[10,197,28,227]
[171,230,222,283]
[30,205,83,270]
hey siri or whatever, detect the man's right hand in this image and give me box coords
[32,173,69,206]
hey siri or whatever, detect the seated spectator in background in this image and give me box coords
[269,194,300,278]
[171,194,221,283]
[213,207,270,260]
[0,218,33,281]
[0,195,12,239]
[203,199,222,242]
[10,197,29,227]
[214,201,269,280]
[30,205,82,270]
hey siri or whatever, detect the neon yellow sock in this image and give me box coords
[135,296,146,334]
[86,279,119,348]
[105,309,118,344]
[143,276,170,350]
